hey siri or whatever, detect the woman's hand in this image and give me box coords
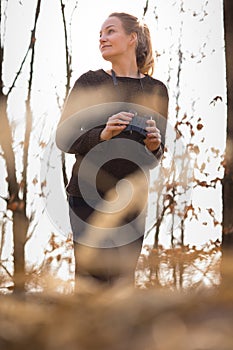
[100,112,134,141]
[144,119,161,152]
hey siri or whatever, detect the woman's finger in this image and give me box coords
[107,118,130,126]
[146,132,161,139]
[146,119,156,127]
[110,112,134,122]
[146,126,160,133]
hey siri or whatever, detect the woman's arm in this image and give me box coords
[56,73,107,154]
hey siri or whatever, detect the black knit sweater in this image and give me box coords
[56,69,169,197]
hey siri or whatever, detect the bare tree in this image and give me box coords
[59,0,77,188]
[0,0,42,292]
[0,0,80,292]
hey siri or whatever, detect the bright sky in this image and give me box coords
[0,0,226,275]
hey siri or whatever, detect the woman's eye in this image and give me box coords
[99,28,115,38]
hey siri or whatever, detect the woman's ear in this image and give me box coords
[129,32,138,46]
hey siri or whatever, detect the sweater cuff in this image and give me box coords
[145,144,164,161]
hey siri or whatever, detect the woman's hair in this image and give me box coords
[109,12,154,76]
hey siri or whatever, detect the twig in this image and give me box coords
[6,47,31,96]
[60,0,72,97]
[143,0,149,17]
[0,262,13,279]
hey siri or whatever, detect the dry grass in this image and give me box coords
[0,250,233,350]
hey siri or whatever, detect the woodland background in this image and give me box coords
[0,0,233,348]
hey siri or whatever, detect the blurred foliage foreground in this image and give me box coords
[0,246,233,350]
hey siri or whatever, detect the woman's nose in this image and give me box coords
[99,34,107,43]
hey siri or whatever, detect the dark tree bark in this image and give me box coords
[222,0,233,248]
[220,0,233,297]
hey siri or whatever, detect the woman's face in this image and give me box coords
[99,16,135,62]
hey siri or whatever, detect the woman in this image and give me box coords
[56,12,169,287]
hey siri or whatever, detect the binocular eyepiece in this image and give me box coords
[124,110,152,138]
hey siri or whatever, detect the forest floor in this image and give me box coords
[0,247,233,350]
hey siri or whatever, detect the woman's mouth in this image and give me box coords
[101,45,111,50]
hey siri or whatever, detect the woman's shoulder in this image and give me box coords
[144,75,169,97]
[74,69,110,86]
[144,75,168,89]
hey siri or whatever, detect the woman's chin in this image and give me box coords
[101,53,112,62]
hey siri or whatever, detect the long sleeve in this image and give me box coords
[67,127,105,154]
[56,73,107,154]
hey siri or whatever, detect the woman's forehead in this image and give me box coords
[100,17,122,31]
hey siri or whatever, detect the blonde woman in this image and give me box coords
[56,12,169,287]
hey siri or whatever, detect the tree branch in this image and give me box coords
[143,0,149,18]
[59,0,77,188]
[21,0,42,205]
[60,0,72,97]
[6,0,41,96]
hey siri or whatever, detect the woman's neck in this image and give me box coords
[110,61,141,78]
[111,68,140,79]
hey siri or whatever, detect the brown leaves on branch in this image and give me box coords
[188,143,200,154]
[196,123,203,130]
[0,194,23,211]
[210,96,223,106]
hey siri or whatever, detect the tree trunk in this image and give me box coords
[222,0,233,247]
[12,209,29,293]
[0,78,29,292]
[0,0,41,291]
[220,0,233,297]
[0,42,26,291]
[0,93,28,293]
